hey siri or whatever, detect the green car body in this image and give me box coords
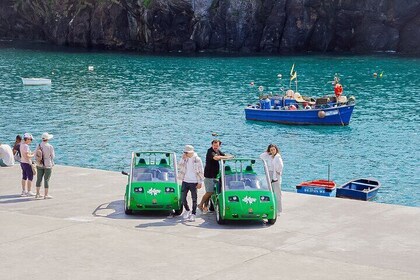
[124,151,182,215]
[211,158,277,224]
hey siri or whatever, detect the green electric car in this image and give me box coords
[122,151,182,215]
[210,158,277,224]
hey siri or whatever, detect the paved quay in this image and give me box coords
[0,165,419,280]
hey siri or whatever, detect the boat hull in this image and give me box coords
[336,178,380,201]
[296,180,336,197]
[21,78,51,86]
[245,104,355,125]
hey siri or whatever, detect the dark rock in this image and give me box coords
[0,0,419,54]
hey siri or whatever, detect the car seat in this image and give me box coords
[229,181,245,190]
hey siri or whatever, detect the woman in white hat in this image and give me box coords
[34,132,55,199]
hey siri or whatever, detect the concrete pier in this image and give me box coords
[1,165,419,279]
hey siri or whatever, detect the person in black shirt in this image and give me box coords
[198,139,233,212]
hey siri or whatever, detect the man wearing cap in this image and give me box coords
[0,142,15,167]
[19,133,35,196]
[177,145,204,222]
[34,132,55,199]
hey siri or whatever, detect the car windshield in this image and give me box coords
[132,166,176,182]
[224,173,269,190]
[222,159,271,191]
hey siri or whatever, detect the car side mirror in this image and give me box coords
[121,171,129,176]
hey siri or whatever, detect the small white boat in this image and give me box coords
[21,78,51,86]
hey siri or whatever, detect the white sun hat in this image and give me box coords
[41,132,54,140]
[184,145,194,153]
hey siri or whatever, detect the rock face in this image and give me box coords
[0,0,419,54]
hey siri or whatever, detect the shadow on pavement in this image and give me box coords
[0,194,38,204]
[92,200,272,230]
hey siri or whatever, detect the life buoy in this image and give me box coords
[334,83,343,97]
[318,110,326,118]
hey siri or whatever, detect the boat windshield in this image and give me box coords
[224,173,269,191]
[132,166,176,183]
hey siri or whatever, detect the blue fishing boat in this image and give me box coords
[336,178,381,201]
[245,68,355,125]
[245,101,355,125]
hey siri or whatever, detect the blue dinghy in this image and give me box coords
[336,178,381,201]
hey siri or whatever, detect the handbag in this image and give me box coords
[31,162,37,175]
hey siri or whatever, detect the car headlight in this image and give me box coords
[228,196,239,202]
[134,187,144,193]
[165,187,175,193]
[260,196,270,202]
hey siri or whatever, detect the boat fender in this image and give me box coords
[304,105,311,110]
[318,110,326,118]
[334,83,343,97]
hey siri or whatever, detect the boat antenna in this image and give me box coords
[328,163,331,182]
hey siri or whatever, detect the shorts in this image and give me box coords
[20,162,33,181]
[204,177,217,193]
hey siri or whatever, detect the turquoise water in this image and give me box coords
[0,46,419,207]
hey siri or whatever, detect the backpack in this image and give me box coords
[36,144,44,166]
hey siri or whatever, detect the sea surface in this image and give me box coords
[0,44,419,207]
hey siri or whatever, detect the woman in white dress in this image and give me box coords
[260,144,284,213]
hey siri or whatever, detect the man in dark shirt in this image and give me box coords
[198,139,233,212]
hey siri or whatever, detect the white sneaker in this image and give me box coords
[35,194,43,199]
[20,191,27,197]
[27,191,36,196]
[188,214,196,222]
[182,211,191,220]
[44,195,53,199]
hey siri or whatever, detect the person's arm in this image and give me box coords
[196,157,205,188]
[260,152,268,160]
[273,156,284,180]
[214,154,234,160]
[23,145,34,159]
[50,145,55,160]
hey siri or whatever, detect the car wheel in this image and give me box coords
[124,196,133,215]
[267,215,277,225]
[173,209,182,216]
[209,199,215,211]
[215,202,225,225]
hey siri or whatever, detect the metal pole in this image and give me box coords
[328,163,331,181]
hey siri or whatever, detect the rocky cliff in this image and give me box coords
[0,0,419,54]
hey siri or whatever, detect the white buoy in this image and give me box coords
[88,66,94,71]
[277,74,282,78]
[258,86,264,92]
